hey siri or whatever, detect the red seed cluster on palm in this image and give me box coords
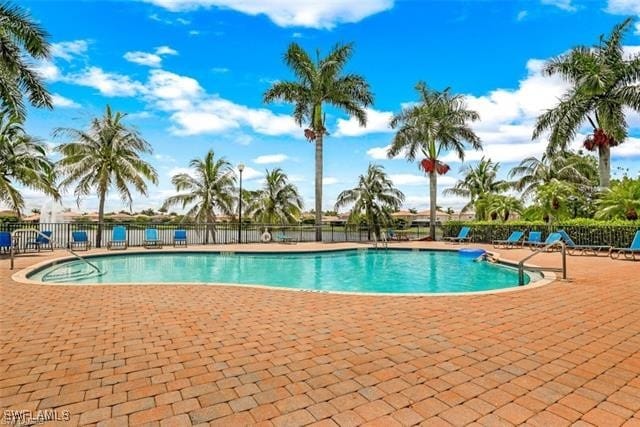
[583,128,617,151]
[420,158,450,175]
[304,128,316,141]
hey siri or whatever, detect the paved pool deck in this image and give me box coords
[1,242,639,426]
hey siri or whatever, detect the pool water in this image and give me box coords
[28,249,533,294]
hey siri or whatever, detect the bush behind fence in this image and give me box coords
[443,220,640,248]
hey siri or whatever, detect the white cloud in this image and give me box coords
[168,167,196,178]
[124,46,178,67]
[51,93,80,108]
[606,0,640,14]
[292,32,303,38]
[390,174,456,187]
[239,166,262,180]
[143,0,394,29]
[124,51,163,67]
[51,40,89,61]
[154,153,176,162]
[34,62,61,81]
[613,137,640,158]
[517,10,528,21]
[67,67,145,97]
[155,45,178,55]
[540,0,576,11]
[212,67,229,73]
[334,108,393,137]
[366,145,391,160]
[189,30,201,36]
[253,154,289,164]
[323,177,339,185]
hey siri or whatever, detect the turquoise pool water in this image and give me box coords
[28,249,533,293]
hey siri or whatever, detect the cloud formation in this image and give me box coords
[143,0,394,29]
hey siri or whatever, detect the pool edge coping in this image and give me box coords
[11,246,555,297]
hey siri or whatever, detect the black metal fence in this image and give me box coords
[0,222,441,249]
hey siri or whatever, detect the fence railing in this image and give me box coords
[0,222,443,249]
[442,222,639,248]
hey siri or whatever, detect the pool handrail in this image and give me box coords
[518,239,567,285]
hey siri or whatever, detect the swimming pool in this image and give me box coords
[26,249,537,294]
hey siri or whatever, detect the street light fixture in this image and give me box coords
[238,163,244,243]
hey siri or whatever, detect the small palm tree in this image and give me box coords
[335,164,404,240]
[534,180,575,223]
[162,150,236,243]
[595,178,640,220]
[0,2,52,120]
[509,151,596,200]
[488,195,523,222]
[389,83,481,239]
[246,168,303,224]
[533,18,640,188]
[444,157,508,219]
[0,111,58,213]
[55,106,158,247]
[264,42,374,241]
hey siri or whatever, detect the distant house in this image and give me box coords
[414,210,453,225]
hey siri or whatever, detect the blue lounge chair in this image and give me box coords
[529,232,563,251]
[492,231,524,249]
[107,226,127,250]
[275,231,296,244]
[523,231,542,247]
[0,231,12,253]
[557,229,610,256]
[26,230,53,252]
[173,229,187,247]
[443,226,471,243]
[70,231,91,251]
[610,230,640,261]
[144,228,163,249]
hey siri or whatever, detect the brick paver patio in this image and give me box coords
[1,242,639,426]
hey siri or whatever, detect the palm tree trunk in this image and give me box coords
[96,191,106,248]
[598,144,611,188]
[429,171,437,240]
[315,134,323,242]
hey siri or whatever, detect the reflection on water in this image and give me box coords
[31,250,531,293]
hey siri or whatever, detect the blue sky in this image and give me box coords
[16,0,640,213]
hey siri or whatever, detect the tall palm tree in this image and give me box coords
[0,2,52,120]
[55,106,158,247]
[388,83,481,239]
[508,151,596,200]
[595,178,640,220]
[532,18,640,188]
[162,150,236,243]
[444,157,508,219]
[246,168,303,224]
[264,42,373,241]
[0,111,58,213]
[335,164,404,240]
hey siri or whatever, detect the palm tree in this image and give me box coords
[488,195,523,222]
[444,157,508,219]
[264,42,373,241]
[55,106,158,247]
[532,18,640,188]
[162,150,236,243]
[0,2,52,120]
[509,151,596,200]
[0,111,58,213]
[335,164,404,240]
[595,178,640,220]
[246,168,303,224]
[388,83,481,239]
[534,180,575,223]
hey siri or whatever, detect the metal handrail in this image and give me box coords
[372,231,388,249]
[9,228,102,276]
[518,240,567,285]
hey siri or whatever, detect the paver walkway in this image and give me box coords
[1,243,639,426]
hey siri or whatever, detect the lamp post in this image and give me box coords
[238,163,244,243]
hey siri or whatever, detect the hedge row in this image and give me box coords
[442,220,640,248]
